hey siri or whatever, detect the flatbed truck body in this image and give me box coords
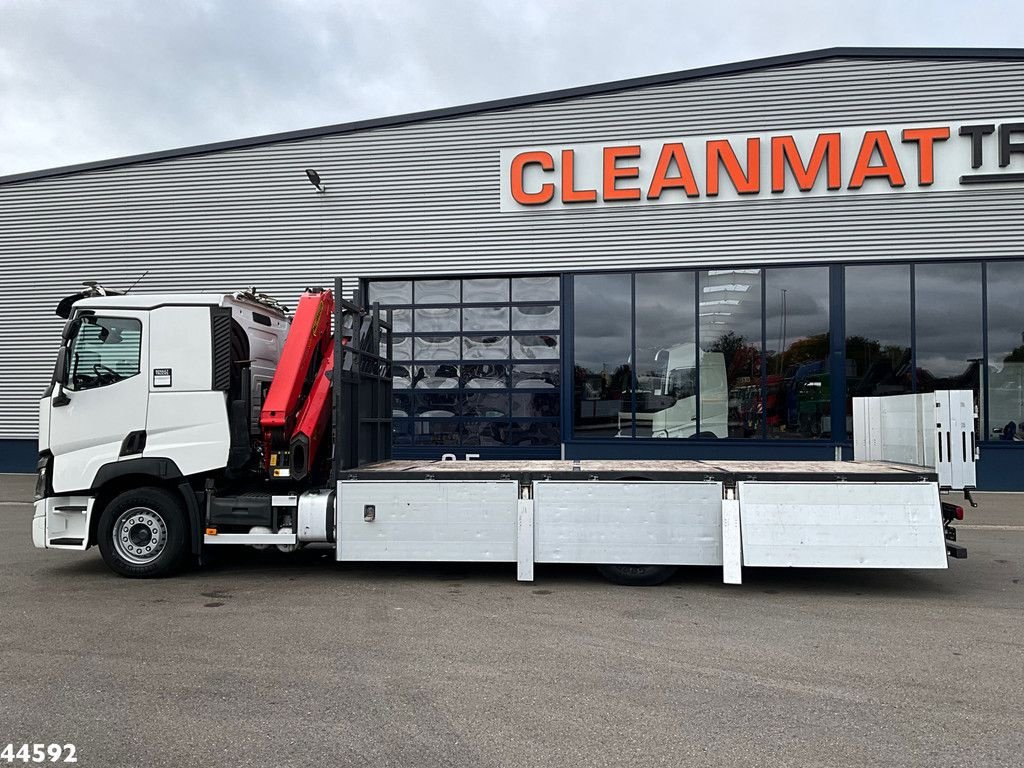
[32,278,969,584]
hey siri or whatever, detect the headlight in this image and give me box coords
[34,455,50,501]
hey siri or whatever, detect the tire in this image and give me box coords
[97,487,189,578]
[596,564,678,586]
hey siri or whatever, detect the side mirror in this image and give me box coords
[52,347,71,407]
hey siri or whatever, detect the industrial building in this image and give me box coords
[2,47,1023,488]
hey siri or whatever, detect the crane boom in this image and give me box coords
[259,288,334,477]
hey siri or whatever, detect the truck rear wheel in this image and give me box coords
[97,487,188,578]
[596,564,678,586]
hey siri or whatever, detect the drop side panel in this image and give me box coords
[533,481,724,565]
[738,481,947,569]
[337,481,519,562]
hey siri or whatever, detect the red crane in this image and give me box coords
[259,288,334,480]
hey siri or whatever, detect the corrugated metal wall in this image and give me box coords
[1,55,1022,439]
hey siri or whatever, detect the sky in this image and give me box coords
[1,0,1022,178]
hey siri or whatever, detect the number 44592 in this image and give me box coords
[0,745,76,763]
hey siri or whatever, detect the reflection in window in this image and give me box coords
[986,261,1024,441]
[464,334,510,359]
[464,391,509,417]
[415,307,459,332]
[393,419,412,447]
[765,267,830,439]
[512,363,559,388]
[414,421,460,446]
[463,363,507,388]
[415,336,460,360]
[633,271,698,439]
[846,265,911,402]
[389,309,412,333]
[463,421,507,446]
[915,263,982,400]
[463,278,509,303]
[411,364,459,389]
[392,364,413,390]
[415,393,459,417]
[513,276,559,302]
[392,392,412,418]
[509,421,560,446]
[512,393,559,418]
[512,305,559,330]
[462,306,509,331]
[415,279,460,304]
[391,336,412,361]
[699,269,762,438]
[512,334,558,359]
[368,280,411,305]
[574,274,631,437]
[366,274,561,451]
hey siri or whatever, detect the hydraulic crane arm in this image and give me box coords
[259,288,333,478]
[289,346,334,481]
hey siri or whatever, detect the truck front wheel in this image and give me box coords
[97,487,188,578]
[596,564,678,586]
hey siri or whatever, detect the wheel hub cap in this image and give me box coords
[113,507,167,565]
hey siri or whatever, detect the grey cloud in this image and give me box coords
[2,0,1023,176]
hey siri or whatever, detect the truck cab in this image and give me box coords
[618,343,729,439]
[35,289,289,564]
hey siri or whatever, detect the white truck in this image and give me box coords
[618,343,729,439]
[33,279,970,585]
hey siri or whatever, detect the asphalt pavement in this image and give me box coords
[1,473,1022,768]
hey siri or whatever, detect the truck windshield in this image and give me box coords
[66,316,142,391]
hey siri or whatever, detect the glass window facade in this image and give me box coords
[574,267,830,441]
[986,262,1024,441]
[377,258,1024,457]
[765,267,830,439]
[914,262,983,396]
[845,265,912,400]
[367,276,561,452]
[633,271,696,438]
[573,274,631,438]
[700,269,762,438]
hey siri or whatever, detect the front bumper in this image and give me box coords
[32,496,95,550]
[32,502,46,548]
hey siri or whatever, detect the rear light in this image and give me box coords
[940,501,965,523]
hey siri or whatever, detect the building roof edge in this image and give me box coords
[3,46,1023,186]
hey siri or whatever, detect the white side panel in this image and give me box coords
[533,481,723,565]
[148,306,212,391]
[935,390,978,489]
[852,397,870,460]
[516,498,534,582]
[738,481,947,569]
[145,391,230,476]
[721,494,742,584]
[337,481,518,562]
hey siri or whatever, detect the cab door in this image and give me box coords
[48,311,149,493]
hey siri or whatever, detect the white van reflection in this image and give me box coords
[617,343,728,439]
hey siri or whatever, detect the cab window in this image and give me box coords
[66,316,142,391]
